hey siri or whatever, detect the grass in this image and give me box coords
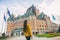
[35,34,55,38]
[35,33,60,38]
[0,36,7,40]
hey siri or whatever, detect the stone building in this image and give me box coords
[43,15,52,32]
[51,22,58,32]
[7,21,15,33]
[7,5,58,35]
[7,21,15,36]
[7,21,23,36]
[36,20,47,33]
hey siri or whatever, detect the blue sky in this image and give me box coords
[0,0,60,33]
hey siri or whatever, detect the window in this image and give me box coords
[43,28,44,30]
[42,25,44,27]
[40,25,41,27]
[40,28,41,30]
[45,25,46,27]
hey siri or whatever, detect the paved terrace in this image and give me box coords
[6,36,60,40]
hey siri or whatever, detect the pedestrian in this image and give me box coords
[23,20,33,40]
[11,32,13,37]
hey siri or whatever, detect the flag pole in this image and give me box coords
[5,8,8,34]
[1,13,6,35]
[1,15,4,34]
[4,8,8,34]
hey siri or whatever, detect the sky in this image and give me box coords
[0,0,60,33]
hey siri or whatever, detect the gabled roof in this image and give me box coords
[37,12,46,20]
[21,5,36,18]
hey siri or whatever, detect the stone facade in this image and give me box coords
[44,15,52,32]
[7,5,58,34]
[51,22,58,32]
[7,21,15,33]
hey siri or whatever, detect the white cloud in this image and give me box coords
[0,3,27,33]
[35,0,60,24]
[0,0,60,33]
[45,0,60,24]
[8,4,27,16]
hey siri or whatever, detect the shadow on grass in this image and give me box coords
[0,37,7,40]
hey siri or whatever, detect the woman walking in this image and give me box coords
[23,20,33,40]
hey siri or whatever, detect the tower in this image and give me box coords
[35,8,40,17]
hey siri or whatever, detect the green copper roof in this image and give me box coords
[12,28,23,32]
[37,12,45,19]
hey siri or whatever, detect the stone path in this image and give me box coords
[6,36,60,40]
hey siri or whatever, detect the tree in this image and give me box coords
[58,25,60,32]
[58,27,60,32]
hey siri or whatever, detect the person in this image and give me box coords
[11,32,13,37]
[23,20,33,40]
[2,33,5,37]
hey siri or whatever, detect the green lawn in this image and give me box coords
[35,33,60,38]
[0,37,7,40]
